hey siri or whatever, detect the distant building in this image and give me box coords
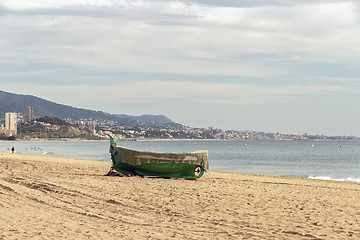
[26,105,34,122]
[5,112,18,136]
[0,123,5,135]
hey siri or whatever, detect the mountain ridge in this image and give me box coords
[115,114,175,125]
[0,90,176,126]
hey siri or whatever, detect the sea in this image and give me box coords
[1,139,359,183]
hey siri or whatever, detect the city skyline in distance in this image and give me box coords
[0,89,358,139]
[1,1,360,136]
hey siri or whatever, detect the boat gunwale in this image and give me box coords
[111,144,208,156]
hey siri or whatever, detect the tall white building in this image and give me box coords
[5,112,18,136]
[27,105,34,122]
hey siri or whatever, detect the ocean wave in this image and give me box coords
[42,152,55,155]
[308,176,360,183]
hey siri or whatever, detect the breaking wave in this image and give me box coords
[308,176,360,183]
[42,152,55,155]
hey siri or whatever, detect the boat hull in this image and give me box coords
[109,137,208,179]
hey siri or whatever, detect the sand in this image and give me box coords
[0,152,359,239]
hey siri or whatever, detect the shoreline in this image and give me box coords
[0,138,108,142]
[1,145,359,184]
[1,137,360,143]
[0,152,359,239]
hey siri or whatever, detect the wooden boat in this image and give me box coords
[109,136,209,179]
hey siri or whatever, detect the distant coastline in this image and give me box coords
[2,113,358,142]
[1,136,358,143]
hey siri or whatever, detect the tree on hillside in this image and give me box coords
[36,116,71,126]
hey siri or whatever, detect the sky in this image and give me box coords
[1,0,360,136]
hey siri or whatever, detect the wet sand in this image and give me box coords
[0,152,359,239]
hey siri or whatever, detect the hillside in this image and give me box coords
[0,90,176,126]
[115,114,175,125]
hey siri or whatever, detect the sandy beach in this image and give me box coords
[0,152,359,239]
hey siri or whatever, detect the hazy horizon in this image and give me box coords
[1,0,360,136]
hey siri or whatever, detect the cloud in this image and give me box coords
[1,0,359,80]
[1,0,113,10]
[1,0,360,136]
[1,81,352,109]
[178,0,356,7]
